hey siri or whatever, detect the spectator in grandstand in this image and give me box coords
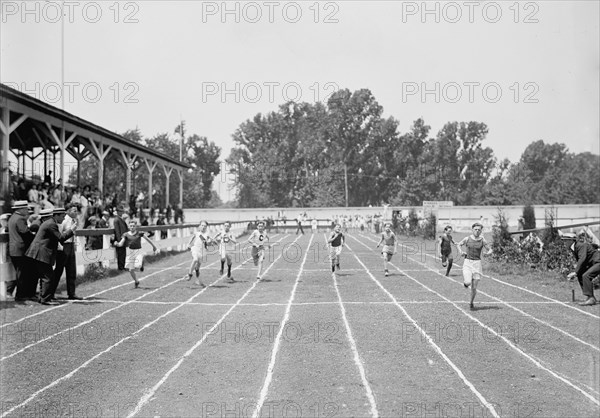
[27,184,39,205]
[174,204,184,224]
[166,205,172,224]
[566,231,600,306]
[0,213,9,234]
[157,213,167,239]
[16,178,27,200]
[85,216,104,250]
[457,222,493,310]
[98,210,110,229]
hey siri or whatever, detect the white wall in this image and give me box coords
[185,204,599,232]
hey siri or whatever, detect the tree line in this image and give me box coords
[226,88,599,207]
[72,88,599,208]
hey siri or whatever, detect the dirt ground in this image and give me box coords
[1,231,599,417]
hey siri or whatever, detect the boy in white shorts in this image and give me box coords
[248,221,271,280]
[213,221,238,282]
[457,222,493,310]
[115,220,159,288]
[376,222,397,276]
[184,221,214,287]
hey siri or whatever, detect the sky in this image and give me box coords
[1,1,599,201]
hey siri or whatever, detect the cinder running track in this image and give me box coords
[1,232,599,417]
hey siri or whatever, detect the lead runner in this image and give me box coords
[456,222,493,310]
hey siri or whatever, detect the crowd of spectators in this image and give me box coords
[4,173,186,233]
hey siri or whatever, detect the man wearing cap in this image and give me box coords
[114,205,128,271]
[51,203,81,300]
[25,208,77,305]
[7,201,33,299]
[98,210,110,229]
[566,231,600,306]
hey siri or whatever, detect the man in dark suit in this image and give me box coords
[7,200,32,299]
[25,208,76,305]
[114,205,128,271]
[567,231,600,306]
[51,203,81,300]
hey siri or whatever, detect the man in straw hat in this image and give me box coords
[7,200,32,299]
[25,208,77,305]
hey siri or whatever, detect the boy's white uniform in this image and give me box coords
[190,231,211,261]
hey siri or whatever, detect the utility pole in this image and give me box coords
[344,162,349,207]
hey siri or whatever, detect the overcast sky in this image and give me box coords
[2,1,598,199]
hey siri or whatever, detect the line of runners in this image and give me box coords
[115,220,487,311]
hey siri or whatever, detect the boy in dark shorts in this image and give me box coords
[438,225,458,276]
[327,224,345,273]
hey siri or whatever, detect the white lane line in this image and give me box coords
[0,264,184,330]
[345,242,500,418]
[71,299,577,307]
[351,235,600,406]
[128,234,298,418]
[252,234,314,418]
[332,271,379,417]
[359,234,600,352]
[1,266,222,417]
[323,230,379,416]
[0,260,217,362]
[2,235,292,418]
[368,233,600,320]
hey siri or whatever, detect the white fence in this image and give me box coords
[0,221,248,301]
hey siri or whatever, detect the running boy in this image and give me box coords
[457,222,493,310]
[328,224,345,273]
[213,221,238,282]
[376,222,397,276]
[115,220,159,288]
[438,225,458,276]
[248,221,271,280]
[184,221,214,287]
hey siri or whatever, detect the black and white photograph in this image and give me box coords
[1,1,599,417]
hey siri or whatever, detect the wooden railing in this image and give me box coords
[0,220,251,301]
